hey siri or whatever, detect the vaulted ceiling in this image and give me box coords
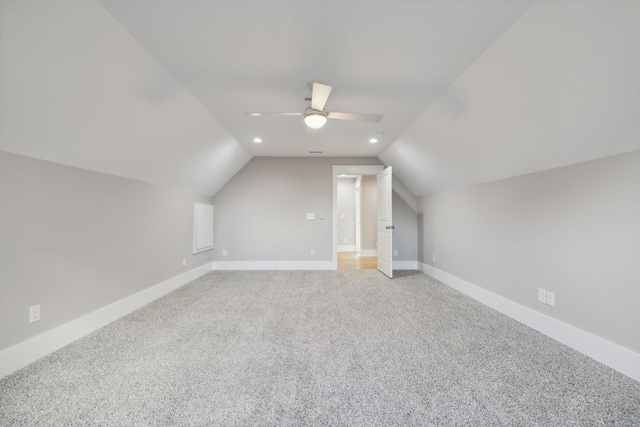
[1,1,639,196]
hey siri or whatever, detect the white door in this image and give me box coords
[355,176,362,253]
[377,167,393,278]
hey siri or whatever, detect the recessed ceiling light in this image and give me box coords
[369,138,378,144]
[248,113,262,117]
[253,137,262,143]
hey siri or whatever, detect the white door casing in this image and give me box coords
[332,165,384,269]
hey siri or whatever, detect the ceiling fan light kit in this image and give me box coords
[303,109,328,129]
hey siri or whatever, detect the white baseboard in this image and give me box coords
[0,263,212,380]
[394,260,418,270]
[360,249,378,257]
[211,259,416,271]
[337,245,356,252]
[418,263,640,383]
[212,260,335,270]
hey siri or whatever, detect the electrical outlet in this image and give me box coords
[29,305,40,324]
[182,258,186,267]
[538,288,546,303]
[546,291,555,307]
[432,254,436,263]
[319,212,324,220]
[222,249,228,256]
[310,249,315,256]
[393,249,398,256]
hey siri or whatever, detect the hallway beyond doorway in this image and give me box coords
[337,252,377,270]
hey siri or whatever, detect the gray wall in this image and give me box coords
[0,150,213,351]
[418,150,640,353]
[212,157,383,261]
[392,190,418,262]
[337,178,356,248]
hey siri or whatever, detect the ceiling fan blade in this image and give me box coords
[245,112,302,116]
[327,111,383,123]
[311,83,332,111]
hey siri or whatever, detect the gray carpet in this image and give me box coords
[1,270,639,426]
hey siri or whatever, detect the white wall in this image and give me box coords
[361,176,377,252]
[419,150,640,354]
[0,150,213,351]
[337,177,378,253]
[337,178,356,250]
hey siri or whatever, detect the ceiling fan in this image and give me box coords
[246,82,383,129]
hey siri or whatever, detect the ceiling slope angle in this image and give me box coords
[380,0,640,197]
[97,0,536,157]
[0,0,251,196]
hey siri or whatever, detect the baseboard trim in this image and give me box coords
[418,263,640,383]
[394,260,418,270]
[212,260,335,270]
[337,245,356,252]
[0,263,212,380]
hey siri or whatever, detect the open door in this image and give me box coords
[377,166,393,278]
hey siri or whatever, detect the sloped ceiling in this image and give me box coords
[95,0,534,158]
[2,1,639,197]
[380,0,640,196]
[0,0,251,196]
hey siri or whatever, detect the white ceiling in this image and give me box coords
[0,0,251,196]
[2,0,639,197]
[380,0,640,196]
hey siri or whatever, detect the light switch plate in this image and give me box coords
[538,288,546,303]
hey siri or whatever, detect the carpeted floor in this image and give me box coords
[1,270,639,426]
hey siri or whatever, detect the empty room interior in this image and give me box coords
[1,0,639,425]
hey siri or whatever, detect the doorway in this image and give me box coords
[332,165,385,270]
[336,175,377,269]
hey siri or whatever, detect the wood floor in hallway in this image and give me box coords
[337,252,377,270]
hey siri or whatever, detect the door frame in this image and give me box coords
[332,165,384,269]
